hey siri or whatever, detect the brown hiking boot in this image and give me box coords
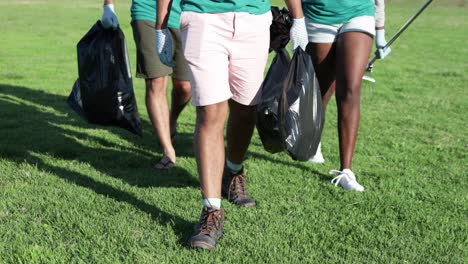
[222,168,256,207]
[188,206,225,250]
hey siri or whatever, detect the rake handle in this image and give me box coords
[366,0,434,71]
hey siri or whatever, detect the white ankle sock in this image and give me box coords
[226,159,242,173]
[202,198,221,209]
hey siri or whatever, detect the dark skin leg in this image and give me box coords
[169,78,191,136]
[195,102,228,198]
[226,100,257,164]
[335,32,373,169]
[306,32,373,170]
[306,42,336,109]
[195,100,256,198]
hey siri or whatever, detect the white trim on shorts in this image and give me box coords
[305,16,376,43]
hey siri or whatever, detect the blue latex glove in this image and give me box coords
[156,29,175,67]
[101,4,118,29]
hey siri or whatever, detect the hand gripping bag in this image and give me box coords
[269,6,292,51]
[280,48,325,161]
[256,48,291,153]
[67,21,142,136]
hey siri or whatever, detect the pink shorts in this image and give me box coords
[180,11,272,106]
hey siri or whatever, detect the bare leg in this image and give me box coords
[145,77,176,164]
[195,101,229,198]
[170,78,191,136]
[335,32,373,170]
[306,42,337,162]
[306,42,336,109]
[226,100,256,164]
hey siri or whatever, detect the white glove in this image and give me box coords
[375,29,392,59]
[290,17,309,51]
[101,4,119,29]
[156,29,175,67]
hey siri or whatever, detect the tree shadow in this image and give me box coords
[27,154,195,244]
[0,83,200,244]
[0,83,198,188]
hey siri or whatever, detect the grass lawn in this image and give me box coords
[0,0,466,263]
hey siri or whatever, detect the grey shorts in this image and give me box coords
[131,20,189,80]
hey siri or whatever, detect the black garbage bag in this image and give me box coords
[280,48,324,161]
[67,80,86,120]
[256,48,291,153]
[269,6,292,51]
[67,21,142,136]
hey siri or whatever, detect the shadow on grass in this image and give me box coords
[30,156,195,245]
[247,150,331,182]
[0,83,197,244]
[0,83,197,188]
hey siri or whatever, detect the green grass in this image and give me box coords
[0,0,467,263]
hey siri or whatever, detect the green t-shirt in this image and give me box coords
[182,0,270,15]
[131,0,182,29]
[302,0,374,25]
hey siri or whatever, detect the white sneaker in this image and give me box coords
[330,169,364,192]
[309,142,325,164]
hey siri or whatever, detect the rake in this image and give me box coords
[363,0,434,83]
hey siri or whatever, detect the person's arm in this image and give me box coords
[101,0,118,29]
[155,0,175,66]
[374,0,385,30]
[284,0,304,19]
[156,0,173,29]
[374,0,391,59]
[284,0,308,51]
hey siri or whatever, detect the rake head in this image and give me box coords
[362,63,376,83]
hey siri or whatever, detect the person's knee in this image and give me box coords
[173,80,191,97]
[196,103,228,127]
[229,101,256,125]
[335,83,361,102]
[146,77,167,95]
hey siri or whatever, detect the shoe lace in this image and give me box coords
[330,169,350,186]
[199,209,221,236]
[228,174,248,201]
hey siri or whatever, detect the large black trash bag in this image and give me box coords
[280,48,325,161]
[67,80,86,120]
[256,48,291,153]
[269,6,292,51]
[67,21,142,136]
